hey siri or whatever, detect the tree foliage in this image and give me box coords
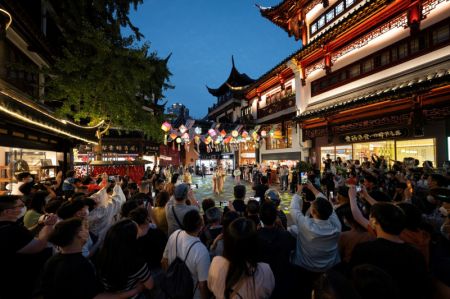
[45,0,172,141]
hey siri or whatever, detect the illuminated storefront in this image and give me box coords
[320,138,436,168]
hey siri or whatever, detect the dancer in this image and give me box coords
[233,167,241,185]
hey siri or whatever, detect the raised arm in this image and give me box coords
[290,185,305,226]
[348,185,369,229]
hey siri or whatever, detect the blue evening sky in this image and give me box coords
[128,0,300,118]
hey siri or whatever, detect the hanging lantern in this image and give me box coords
[252,131,258,140]
[182,132,190,141]
[261,130,267,137]
[217,136,223,142]
[194,135,201,151]
[208,129,217,137]
[220,129,226,137]
[161,122,171,132]
[170,132,178,140]
[194,126,202,135]
[179,125,187,134]
[241,131,248,138]
[161,122,171,144]
[231,130,239,138]
[176,137,182,151]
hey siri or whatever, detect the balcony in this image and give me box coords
[258,93,296,119]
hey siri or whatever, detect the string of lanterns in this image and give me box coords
[161,121,282,152]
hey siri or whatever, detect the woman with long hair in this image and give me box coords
[208,218,275,299]
[97,219,154,298]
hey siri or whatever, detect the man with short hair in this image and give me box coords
[165,183,199,236]
[290,182,341,272]
[224,185,246,216]
[350,202,431,299]
[0,195,57,298]
[253,175,269,199]
[258,202,296,299]
[162,209,210,299]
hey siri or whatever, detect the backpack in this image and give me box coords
[160,231,200,299]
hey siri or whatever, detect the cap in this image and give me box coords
[174,183,189,200]
[264,189,281,205]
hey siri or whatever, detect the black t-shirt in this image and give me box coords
[253,184,269,199]
[350,238,431,299]
[41,252,100,299]
[0,220,36,298]
[257,227,296,299]
[137,227,168,269]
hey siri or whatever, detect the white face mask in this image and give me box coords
[18,206,27,219]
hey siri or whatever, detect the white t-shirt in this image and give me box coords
[208,256,275,299]
[163,230,210,287]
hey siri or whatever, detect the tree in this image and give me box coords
[44,0,172,142]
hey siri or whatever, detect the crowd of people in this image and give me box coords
[1,155,450,299]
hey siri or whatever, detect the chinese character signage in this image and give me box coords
[340,128,408,143]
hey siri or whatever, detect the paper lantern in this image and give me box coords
[261,130,267,137]
[176,137,182,151]
[208,129,216,137]
[161,122,171,132]
[194,126,202,135]
[170,133,177,140]
[231,130,239,138]
[252,131,258,140]
[217,136,223,142]
[179,125,187,134]
[182,132,190,140]
[241,131,248,138]
[220,129,226,137]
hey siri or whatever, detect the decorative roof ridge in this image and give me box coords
[247,0,388,94]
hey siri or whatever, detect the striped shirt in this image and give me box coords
[101,263,151,299]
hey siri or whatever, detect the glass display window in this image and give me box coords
[396,139,435,166]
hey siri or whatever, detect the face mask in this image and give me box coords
[18,206,27,219]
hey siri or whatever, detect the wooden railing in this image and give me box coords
[258,94,296,118]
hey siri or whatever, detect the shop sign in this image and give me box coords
[160,155,172,161]
[341,128,408,143]
[241,153,256,158]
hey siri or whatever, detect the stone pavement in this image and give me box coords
[191,174,293,214]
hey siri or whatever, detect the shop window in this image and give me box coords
[318,16,325,29]
[352,141,395,163]
[349,64,360,78]
[362,59,374,73]
[398,43,408,59]
[432,25,450,44]
[410,38,420,54]
[391,47,398,62]
[380,50,390,66]
[311,23,318,34]
[326,10,335,23]
[335,2,344,15]
[396,139,435,166]
[345,0,355,7]
[265,122,292,150]
[336,145,352,162]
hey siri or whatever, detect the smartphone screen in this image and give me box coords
[301,172,308,184]
[254,197,260,202]
[356,185,362,192]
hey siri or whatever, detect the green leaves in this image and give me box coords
[44,1,172,142]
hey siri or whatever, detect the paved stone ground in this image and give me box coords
[191,174,293,214]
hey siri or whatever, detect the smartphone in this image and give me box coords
[221,201,229,207]
[254,197,260,202]
[356,185,362,192]
[300,172,308,184]
[190,184,198,190]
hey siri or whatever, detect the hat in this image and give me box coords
[264,189,281,205]
[174,183,189,200]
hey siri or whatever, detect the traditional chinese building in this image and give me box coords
[258,0,450,168]
[206,56,255,124]
[0,1,99,189]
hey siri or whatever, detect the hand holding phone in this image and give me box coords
[356,185,362,192]
[300,172,308,185]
